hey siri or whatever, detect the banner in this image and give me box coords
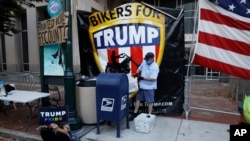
[77,2,185,115]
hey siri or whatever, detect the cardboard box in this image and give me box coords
[134,113,155,133]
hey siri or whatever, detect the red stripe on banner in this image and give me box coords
[130,46,143,75]
[107,48,119,63]
[193,54,250,79]
[155,44,159,60]
[200,9,249,30]
[198,31,250,56]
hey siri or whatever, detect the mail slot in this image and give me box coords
[96,73,129,137]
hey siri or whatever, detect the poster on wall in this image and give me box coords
[43,45,65,76]
[88,2,166,94]
[77,2,185,115]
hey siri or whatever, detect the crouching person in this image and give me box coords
[38,106,75,141]
[39,123,71,141]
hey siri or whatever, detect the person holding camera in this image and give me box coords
[129,52,159,121]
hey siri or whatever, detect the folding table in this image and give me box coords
[0,90,50,131]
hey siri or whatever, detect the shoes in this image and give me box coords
[129,112,139,121]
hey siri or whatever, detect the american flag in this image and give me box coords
[192,0,250,79]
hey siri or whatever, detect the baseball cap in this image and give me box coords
[144,52,154,60]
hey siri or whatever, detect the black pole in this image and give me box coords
[64,0,82,131]
[39,46,50,106]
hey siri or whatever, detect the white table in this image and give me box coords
[0,90,50,103]
[0,90,50,131]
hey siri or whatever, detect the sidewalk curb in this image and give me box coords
[0,127,42,141]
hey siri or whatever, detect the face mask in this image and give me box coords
[146,60,153,65]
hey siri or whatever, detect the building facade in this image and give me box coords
[0,0,217,78]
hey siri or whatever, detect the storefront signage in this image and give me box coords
[47,0,62,17]
[38,12,69,46]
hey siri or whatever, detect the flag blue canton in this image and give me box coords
[210,0,250,18]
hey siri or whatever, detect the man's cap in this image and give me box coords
[144,52,155,60]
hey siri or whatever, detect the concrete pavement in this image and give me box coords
[0,115,230,141]
[80,116,230,141]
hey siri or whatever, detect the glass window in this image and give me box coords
[143,0,156,6]
[183,0,198,34]
[21,13,29,71]
[0,34,6,71]
[183,0,197,10]
[22,32,29,71]
[206,68,220,80]
[194,65,205,75]
[160,0,176,8]
[184,18,195,33]
[44,8,51,19]
[21,14,27,30]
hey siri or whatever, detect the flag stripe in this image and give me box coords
[198,31,250,56]
[199,20,250,44]
[195,43,250,69]
[193,54,250,79]
[200,9,250,30]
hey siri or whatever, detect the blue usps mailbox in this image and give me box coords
[96,73,129,138]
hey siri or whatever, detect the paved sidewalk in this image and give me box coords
[0,115,230,141]
[80,116,230,141]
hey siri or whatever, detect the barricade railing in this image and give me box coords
[0,71,76,91]
[0,72,37,91]
[0,72,40,111]
[184,75,250,120]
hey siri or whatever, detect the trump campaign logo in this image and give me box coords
[88,2,165,77]
[38,106,68,125]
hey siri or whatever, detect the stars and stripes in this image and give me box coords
[192,0,250,79]
[211,0,250,18]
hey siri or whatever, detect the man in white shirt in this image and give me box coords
[129,52,159,121]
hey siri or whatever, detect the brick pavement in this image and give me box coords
[185,77,242,125]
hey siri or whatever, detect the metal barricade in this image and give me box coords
[184,75,250,120]
[0,73,36,91]
[0,73,38,112]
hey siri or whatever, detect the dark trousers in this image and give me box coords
[40,128,70,141]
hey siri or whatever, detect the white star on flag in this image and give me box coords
[229,4,236,11]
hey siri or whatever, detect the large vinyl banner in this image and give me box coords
[77,2,185,115]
